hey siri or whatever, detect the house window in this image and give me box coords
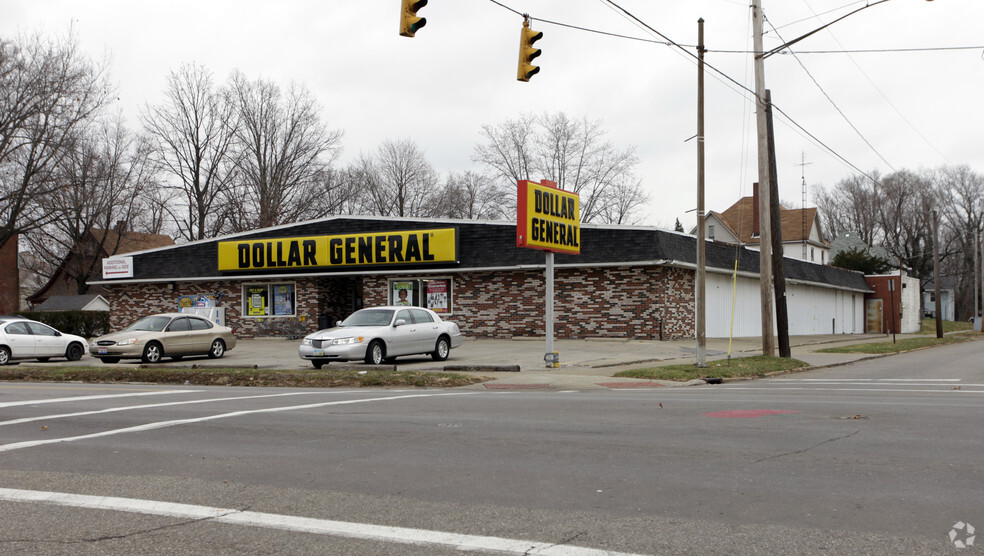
[821,251,825,264]
[388,277,453,315]
[243,283,296,317]
[811,248,815,261]
[708,224,715,240]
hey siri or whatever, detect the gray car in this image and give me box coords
[90,313,237,364]
[298,306,463,368]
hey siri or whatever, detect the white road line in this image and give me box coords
[726,387,984,394]
[0,392,475,454]
[0,390,202,408]
[0,488,642,556]
[782,378,963,382]
[0,391,359,427]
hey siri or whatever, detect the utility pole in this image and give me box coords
[751,0,775,356]
[695,18,707,368]
[765,90,790,358]
[933,210,943,339]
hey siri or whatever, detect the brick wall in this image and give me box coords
[364,265,695,340]
[103,265,696,340]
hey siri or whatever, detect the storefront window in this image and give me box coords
[243,283,295,317]
[388,278,452,314]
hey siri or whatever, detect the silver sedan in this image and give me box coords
[298,306,463,368]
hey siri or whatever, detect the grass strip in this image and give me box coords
[0,366,489,388]
[816,334,978,354]
[614,355,809,381]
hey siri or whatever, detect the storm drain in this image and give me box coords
[483,383,556,390]
[596,382,666,389]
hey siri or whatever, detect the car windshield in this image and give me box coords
[340,309,394,327]
[123,316,173,332]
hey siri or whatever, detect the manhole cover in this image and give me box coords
[483,383,555,390]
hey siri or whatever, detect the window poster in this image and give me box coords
[426,280,449,313]
[273,284,294,316]
[393,282,414,306]
[247,286,268,316]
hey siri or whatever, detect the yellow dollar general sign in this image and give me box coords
[516,180,580,255]
[217,228,458,271]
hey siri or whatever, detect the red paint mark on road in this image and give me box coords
[702,409,800,418]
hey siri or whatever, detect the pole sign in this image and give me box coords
[516,179,581,255]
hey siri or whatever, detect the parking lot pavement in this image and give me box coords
[48,333,908,391]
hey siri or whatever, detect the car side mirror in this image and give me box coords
[394,319,407,327]
[335,320,342,327]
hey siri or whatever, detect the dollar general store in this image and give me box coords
[90,216,871,340]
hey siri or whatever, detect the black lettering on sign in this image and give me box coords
[358,236,372,264]
[534,190,542,214]
[237,245,249,268]
[287,241,301,266]
[388,235,404,262]
[252,243,264,267]
[405,234,422,262]
[344,237,356,264]
[303,239,318,266]
[423,233,435,261]
[374,235,387,262]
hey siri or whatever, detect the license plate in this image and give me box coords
[312,349,324,356]
[98,348,107,355]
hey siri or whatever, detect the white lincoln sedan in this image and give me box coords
[298,306,463,368]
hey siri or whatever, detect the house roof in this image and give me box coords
[35,294,109,311]
[717,196,824,246]
[89,228,175,256]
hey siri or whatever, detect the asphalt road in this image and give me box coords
[1,341,983,554]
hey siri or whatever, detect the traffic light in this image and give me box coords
[400,0,427,37]
[517,19,542,82]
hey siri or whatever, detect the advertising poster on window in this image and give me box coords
[393,282,414,306]
[273,285,294,316]
[426,280,449,313]
[247,286,268,316]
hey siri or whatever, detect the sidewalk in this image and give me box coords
[216,332,911,391]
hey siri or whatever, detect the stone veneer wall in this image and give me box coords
[104,266,695,340]
[364,265,694,340]
[104,278,322,338]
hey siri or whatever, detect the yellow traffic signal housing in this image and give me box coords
[400,0,427,37]
[517,20,542,82]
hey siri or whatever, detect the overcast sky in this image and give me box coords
[3,0,982,230]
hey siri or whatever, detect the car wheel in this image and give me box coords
[0,346,10,366]
[141,342,163,364]
[36,357,50,362]
[66,343,84,362]
[364,340,385,365]
[99,357,121,364]
[312,359,327,369]
[207,339,226,359]
[432,336,451,361]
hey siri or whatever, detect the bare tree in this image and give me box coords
[0,30,112,251]
[141,63,237,241]
[224,71,344,231]
[813,172,882,245]
[348,139,438,217]
[474,112,648,224]
[431,171,509,220]
[937,165,984,318]
[26,115,152,293]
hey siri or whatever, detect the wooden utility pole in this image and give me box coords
[695,18,707,368]
[765,90,790,358]
[751,0,775,355]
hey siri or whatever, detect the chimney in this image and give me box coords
[752,184,760,237]
[115,220,128,233]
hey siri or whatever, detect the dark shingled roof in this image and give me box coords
[95,217,870,292]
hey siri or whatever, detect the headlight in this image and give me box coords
[301,338,312,346]
[117,338,138,346]
[331,336,364,346]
